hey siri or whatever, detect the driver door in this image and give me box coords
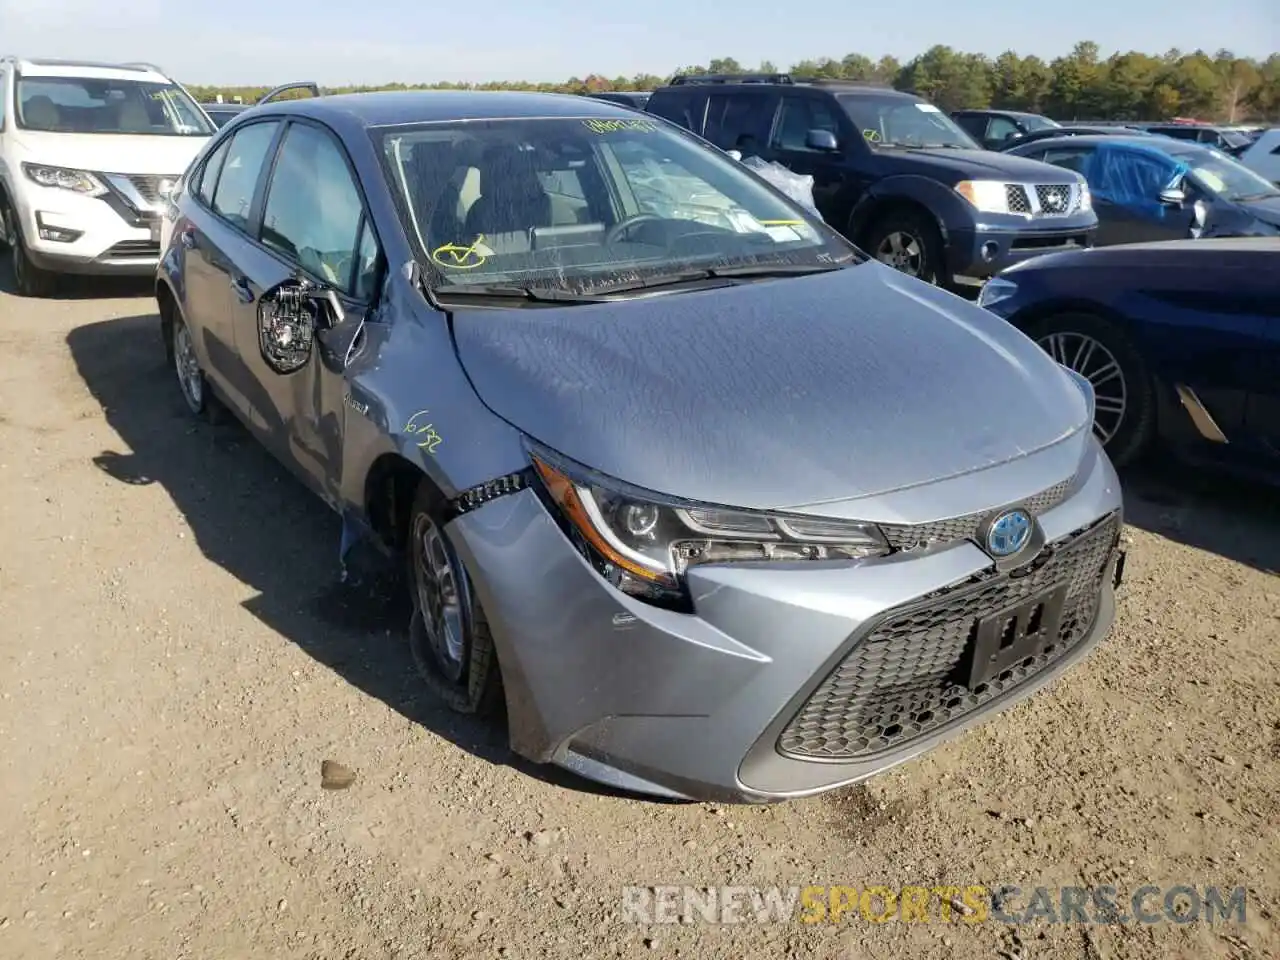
[764,94,855,222]
[228,118,381,505]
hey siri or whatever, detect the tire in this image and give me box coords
[1021,311,1155,469]
[168,307,224,424]
[1,201,57,298]
[860,208,944,285]
[406,481,504,716]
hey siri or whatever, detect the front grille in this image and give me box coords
[123,174,176,204]
[1005,185,1030,214]
[1034,184,1077,216]
[778,512,1120,761]
[104,239,160,258]
[880,478,1073,552]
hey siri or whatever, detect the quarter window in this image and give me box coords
[196,139,231,206]
[260,122,375,295]
[211,121,279,230]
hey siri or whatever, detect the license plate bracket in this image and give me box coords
[968,584,1068,689]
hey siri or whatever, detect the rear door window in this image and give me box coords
[211,121,280,230]
[704,92,773,154]
[953,114,986,138]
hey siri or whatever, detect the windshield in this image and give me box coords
[378,116,854,293]
[15,76,213,136]
[1173,148,1280,200]
[837,94,979,149]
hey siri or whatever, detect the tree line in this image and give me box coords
[186,42,1280,123]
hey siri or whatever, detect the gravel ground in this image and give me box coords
[0,274,1277,960]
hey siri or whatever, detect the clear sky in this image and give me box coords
[2,0,1276,86]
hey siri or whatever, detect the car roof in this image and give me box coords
[7,57,172,84]
[1012,133,1213,156]
[249,90,647,128]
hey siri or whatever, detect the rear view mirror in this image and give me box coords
[805,129,839,152]
[1158,186,1186,206]
[258,278,344,374]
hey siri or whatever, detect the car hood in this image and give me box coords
[450,263,1089,511]
[881,147,1073,184]
[7,130,209,176]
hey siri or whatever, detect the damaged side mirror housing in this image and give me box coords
[257,277,346,375]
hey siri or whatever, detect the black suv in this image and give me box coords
[951,109,1061,150]
[646,74,1097,287]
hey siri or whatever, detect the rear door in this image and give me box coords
[227,117,381,502]
[180,118,283,417]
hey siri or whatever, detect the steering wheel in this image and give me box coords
[605,213,664,245]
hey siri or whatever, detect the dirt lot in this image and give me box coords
[0,273,1277,960]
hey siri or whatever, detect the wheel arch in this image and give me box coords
[850,194,949,250]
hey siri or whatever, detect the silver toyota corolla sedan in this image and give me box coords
[157,92,1125,803]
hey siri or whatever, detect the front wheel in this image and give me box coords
[407,482,503,716]
[2,203,57,298]
[861,209,944,285]
[1022,312,1155,468]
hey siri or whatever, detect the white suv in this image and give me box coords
[0,57,215,296]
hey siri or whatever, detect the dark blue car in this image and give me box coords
[1004,135,1280,246]
[978,237,1280,478]
[645,75,1098,288]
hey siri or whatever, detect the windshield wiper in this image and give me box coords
[590,261,847,295]
[1232,191,1280,202]
[430,284,610,304]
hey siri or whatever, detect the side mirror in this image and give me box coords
[1158,186,1186,206]
[805,128,839,152]
[257,278,345,374]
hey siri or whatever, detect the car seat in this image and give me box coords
[21,95,61,130]
[463,143,553,236]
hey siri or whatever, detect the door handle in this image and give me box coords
[179,229,196,249]
[230,274,255,303]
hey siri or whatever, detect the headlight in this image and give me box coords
[977,276,1018,309]
[529,448,889,610]
[21,163,107,198]
[954,179,1012,214]
[1078,182,1093,212]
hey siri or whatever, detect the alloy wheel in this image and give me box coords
[874,231,924,276]
[1038,331,1128,445]
[410,513,468,684]
[172,320,204,414]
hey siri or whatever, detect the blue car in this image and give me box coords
[979,237,1280,477]
[1003,135,1280,246]
[155,90,1124,803]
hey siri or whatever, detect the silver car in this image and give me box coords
[157,92,1125,803]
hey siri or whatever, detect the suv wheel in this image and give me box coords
[1,202,57,298]
[862,209,943,284]
[407,481,504,716]
[1022,311,1155,468]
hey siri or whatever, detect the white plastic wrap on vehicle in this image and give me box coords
[740,156,819,214]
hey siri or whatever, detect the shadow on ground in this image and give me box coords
[66,311,652,802]
[0,260,152,300]
[1120,457,1280,576]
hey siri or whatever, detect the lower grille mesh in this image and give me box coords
[778,513,1120,761]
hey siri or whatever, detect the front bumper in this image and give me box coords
[12,182,163,276]
[948,219,1095,285]
[449,439,1124,803]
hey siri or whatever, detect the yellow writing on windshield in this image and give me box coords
[431,236,488,270]
[583,118,660,134]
